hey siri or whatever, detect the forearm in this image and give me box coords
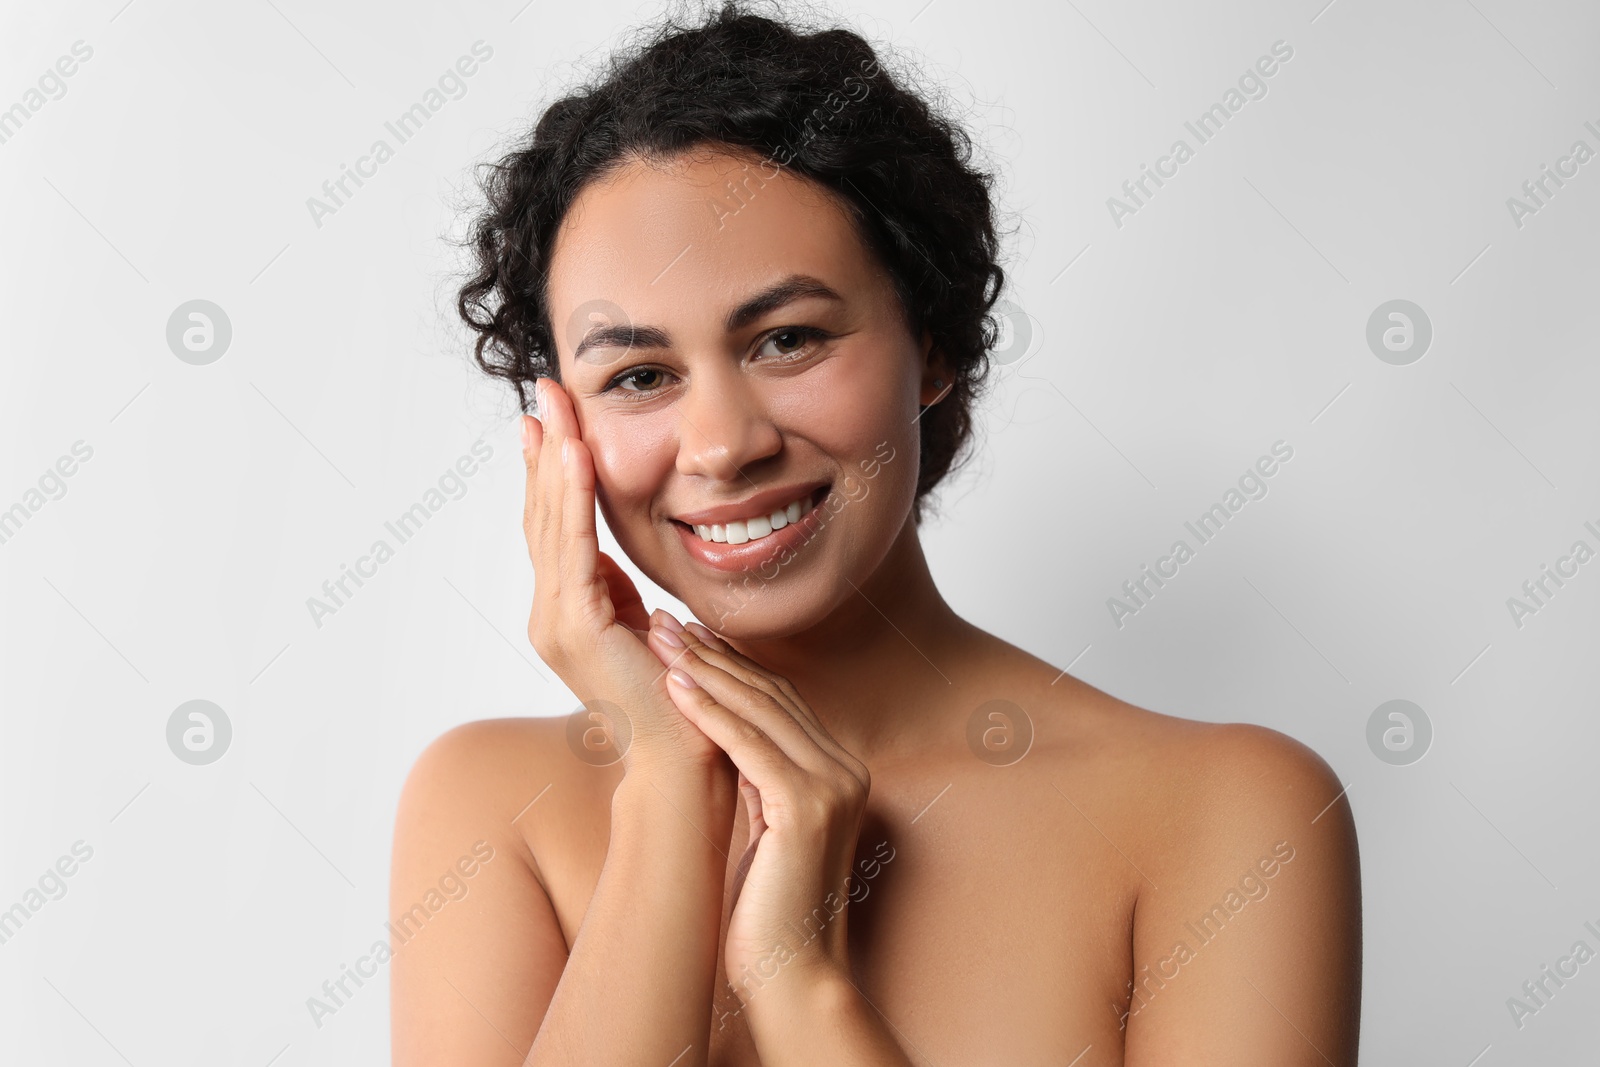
[745,966,915,1067]
[527,764,735,1066]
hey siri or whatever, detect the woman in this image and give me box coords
[390,2,1362,1063]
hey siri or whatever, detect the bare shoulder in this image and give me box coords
[404,715,560,775]
[1034,668,1350,839]
[1128,702,1345,825]
[390,718,608,1065]
[1027,673,1362,1060]
[1058,697,1362,1059]
[394,715,617,871]
[959,631,1351,835]
[400,717,568,818]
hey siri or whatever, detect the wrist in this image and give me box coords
[612,756,736,820]
[739,954,854,1020]
[743,963,880,1062]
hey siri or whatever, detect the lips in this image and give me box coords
[670,480,831,529]
[670,484,833,573]
[684,489,819,547]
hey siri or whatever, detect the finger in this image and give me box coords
[682,622,823,732]
[536,378,586,601]
[738,769,764,828]
[535,371,570,438]
[728,775,764,910]
[559,417,601,614]
[729,769,765,892]
[671,619,857,775]
[665,641,839,776]
[664,668,801,789]
[683,620,729,652]
[645,614,697,677]
[520,410,546,566]
[534,380,565,610]
[740,772,765,859]
[537,373,585,466]
[601,551,652,632]
[671,618,820,733]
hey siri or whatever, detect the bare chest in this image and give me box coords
[535,766,1142,1065]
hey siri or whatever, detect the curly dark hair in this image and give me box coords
[456,0,1007,523]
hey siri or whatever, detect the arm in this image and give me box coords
[533,763,736,1065]
[390,718,737,1067]
[392,381,746,1064]
[739,971,916,1067]
[649,617,916,1067]
[1123,724,1362,1065]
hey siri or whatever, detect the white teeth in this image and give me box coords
[691,491,815,545]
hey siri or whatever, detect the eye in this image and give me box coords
[754,325,830,362]
[601,366,673,397]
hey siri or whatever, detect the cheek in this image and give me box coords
[789,342,917,456]
[792,356,921,523]
[587,416,676,511]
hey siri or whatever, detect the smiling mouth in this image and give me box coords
[671,483,831,545]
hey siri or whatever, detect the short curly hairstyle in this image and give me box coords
[456,0,1006,523]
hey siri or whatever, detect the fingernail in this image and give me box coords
[684,621,720,646]
[654,624,684,649]
[561,438,569,466]
[536,378,548,413]
[668,668,698,689]
[519,416,531,452]
[657,611,686,635]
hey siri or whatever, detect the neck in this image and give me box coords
[723,516,974,761]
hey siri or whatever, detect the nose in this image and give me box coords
[673,368,782,482]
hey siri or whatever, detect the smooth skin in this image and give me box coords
[390,144,1361,1066]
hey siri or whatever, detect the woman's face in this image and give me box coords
[545,145,943,636]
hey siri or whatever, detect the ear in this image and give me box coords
[918,329,951,407]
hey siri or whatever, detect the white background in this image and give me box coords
[1,0,1597,1063]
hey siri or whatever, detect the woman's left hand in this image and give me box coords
[645,611,870,1002]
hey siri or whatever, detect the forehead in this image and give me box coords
[547,147,878,345]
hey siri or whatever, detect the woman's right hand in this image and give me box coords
[521,376,726,779]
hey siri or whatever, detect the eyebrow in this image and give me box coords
[723,274,843,332]
[571,274,844,362]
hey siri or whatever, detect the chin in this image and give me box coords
[672,552,832,635]
[684,583,834,640]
